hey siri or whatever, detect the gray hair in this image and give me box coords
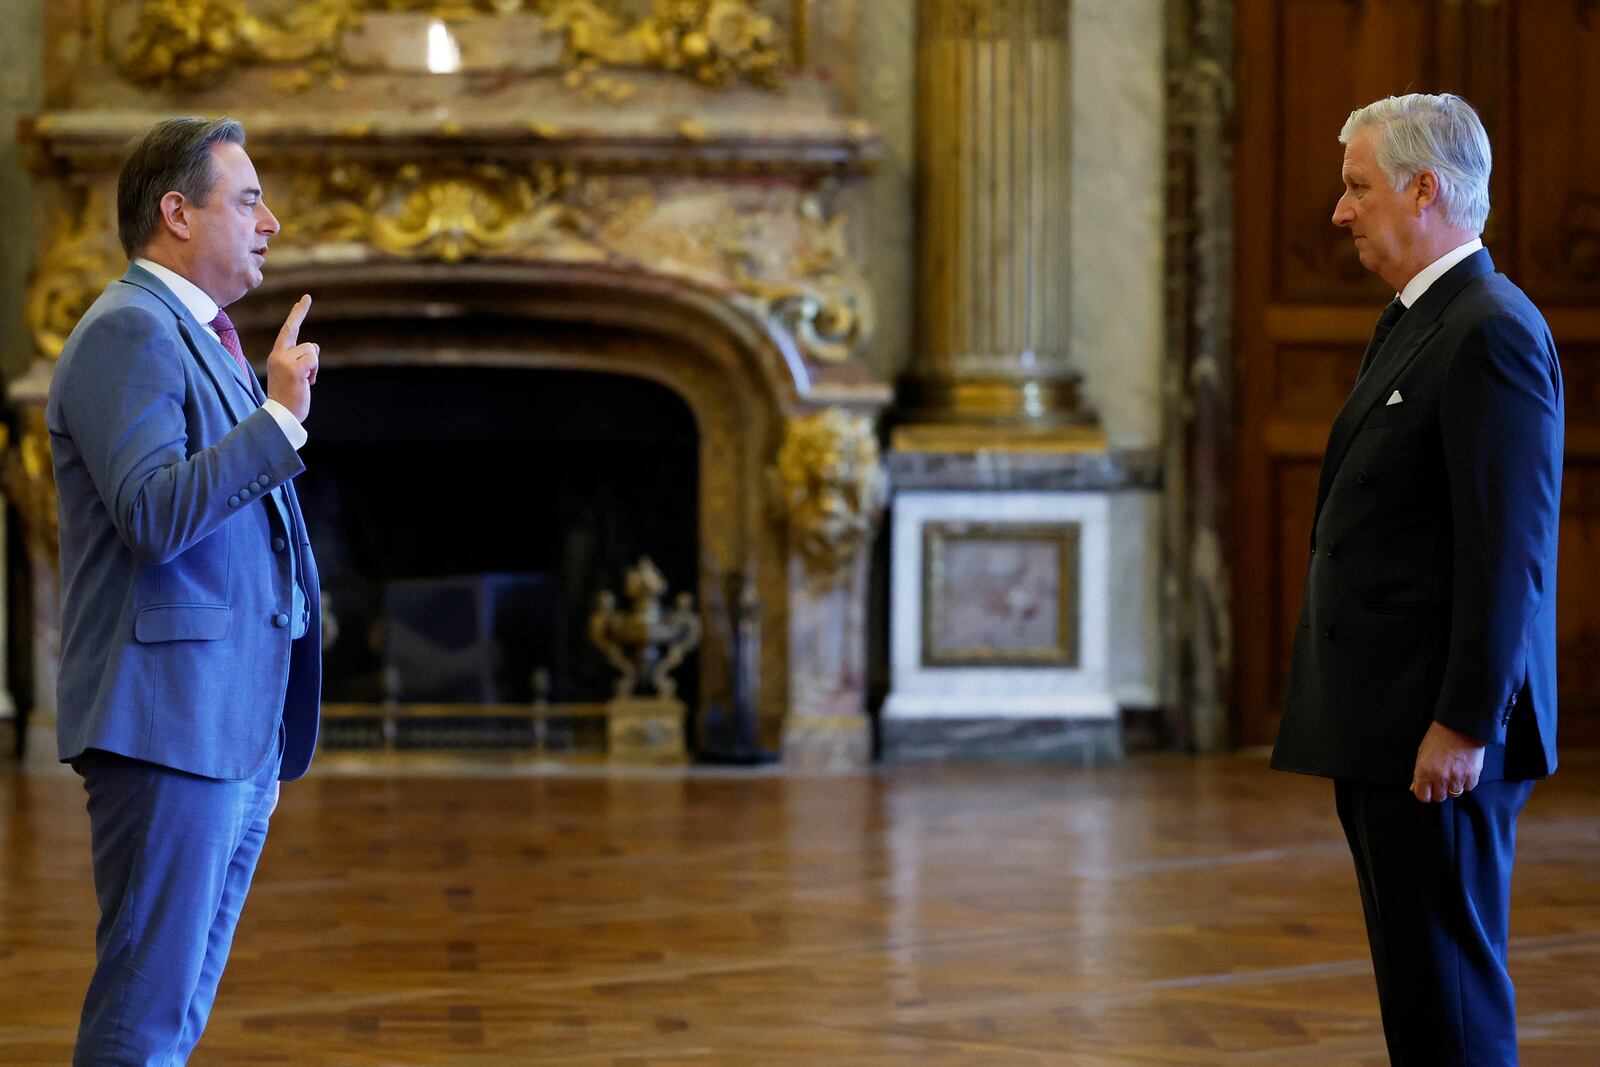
[1340,93,1492,233]
[116,117,247,258]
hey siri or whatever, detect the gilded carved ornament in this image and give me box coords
[117,0,363,92]
[115,0,786,97]
[25,189,124,362]
[1,413,61,567]
[274,160,652,262]
[724,193,874,365]
[771,408,883,586]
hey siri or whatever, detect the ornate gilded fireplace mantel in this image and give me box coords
[12,0,887,772]
[23,114,880,375]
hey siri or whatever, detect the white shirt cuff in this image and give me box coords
[262,399,308,451]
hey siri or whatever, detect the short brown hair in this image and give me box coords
[116,117,246,258]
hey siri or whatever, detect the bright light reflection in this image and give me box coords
[426,20,461,74]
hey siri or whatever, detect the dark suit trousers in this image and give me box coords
[73,729,282,1066]
[1336,778,1534,1067]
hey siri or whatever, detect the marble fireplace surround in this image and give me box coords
[11,113,890,771]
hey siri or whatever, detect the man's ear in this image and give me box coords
[158,191,192,242]
[1412,170,1441,216]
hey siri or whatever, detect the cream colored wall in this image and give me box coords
[0,0,44,381]
[857,0,917,387]
[1071,0,1165,449]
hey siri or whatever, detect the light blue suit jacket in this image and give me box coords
[46,263,321,780]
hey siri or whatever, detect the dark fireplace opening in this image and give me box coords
[296,364,699,712]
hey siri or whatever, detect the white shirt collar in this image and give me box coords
[1399,238,1483,308]
[134,258,220,329]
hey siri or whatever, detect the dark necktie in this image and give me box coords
[209,309,253,383]
[1355,298,1407,382]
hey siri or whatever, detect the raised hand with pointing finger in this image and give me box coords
[267,293,319,422]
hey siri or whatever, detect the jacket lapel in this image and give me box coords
[118,263,258,427]
[1311,249,1496,527]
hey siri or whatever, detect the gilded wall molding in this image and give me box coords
[114,0,788,97]
[771,407,883,587]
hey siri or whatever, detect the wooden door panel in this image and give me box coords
[1269,460,1323,732]
[1273,343,1365,422]
[1276,0,1435,303]
[1513,2,1600,307]
[1558,461,1600,744]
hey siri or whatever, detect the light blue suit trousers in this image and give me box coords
[73,730,283,1065]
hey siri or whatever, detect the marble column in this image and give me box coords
[901,0,1093,437]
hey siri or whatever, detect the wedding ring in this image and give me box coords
[1448,787,1464,797]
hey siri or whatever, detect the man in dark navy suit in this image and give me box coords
[1272,93,1563,1066]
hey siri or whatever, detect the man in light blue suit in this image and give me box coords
[48,116,323,1064]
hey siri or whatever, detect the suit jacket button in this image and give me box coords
[273,612,290,628]
[1322,623,1334,638]
[1325,544,1337,559]
[259,473,270,484]
[1357,469,1370,485]
[272,536,287,552]
[248,480,261,492]
[228,495,240,507]
[1310,546,1317,556]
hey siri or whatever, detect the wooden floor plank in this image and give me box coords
[3,752,1598,1065]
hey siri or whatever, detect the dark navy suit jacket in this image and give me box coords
[46,263,321,781]
[1272,250,1562,785]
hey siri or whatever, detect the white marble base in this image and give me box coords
[883,691,1117,718]
[884,490,1117,728]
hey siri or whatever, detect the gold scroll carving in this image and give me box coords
[274,160,651,262]
[725,192,874,365]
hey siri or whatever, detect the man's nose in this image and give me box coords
[258,201,280,236]
[1332,193,1353,227]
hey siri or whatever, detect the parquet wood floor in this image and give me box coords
[3,751,1598,1065]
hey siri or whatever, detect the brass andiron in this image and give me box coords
[589,557,701,762]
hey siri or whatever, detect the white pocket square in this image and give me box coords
[1386,390,1403,406]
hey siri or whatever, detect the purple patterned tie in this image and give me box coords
[209,309,252,380]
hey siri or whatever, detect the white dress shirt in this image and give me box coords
[1399,238,1483,309]
[133,258,307,450]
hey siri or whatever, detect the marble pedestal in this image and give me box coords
[881,448,1161,763]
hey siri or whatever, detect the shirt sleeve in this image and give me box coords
[261,398,309,450]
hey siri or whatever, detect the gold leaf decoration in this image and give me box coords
[25,188,124,362]
[772,408,883,586]
[114,0,786,96]
[274,159,648,262]
[117,0,363,92]
[727,192,875,365]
